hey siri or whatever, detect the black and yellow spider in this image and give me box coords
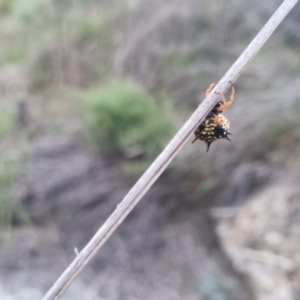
[192,82,235,152]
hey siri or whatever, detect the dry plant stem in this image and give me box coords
[42,1,298,299]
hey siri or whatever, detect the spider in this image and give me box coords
[192,82,235,152]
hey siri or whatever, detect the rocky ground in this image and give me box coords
[1,135,254,300]
[1,123,300,300]
[214,174,300,300]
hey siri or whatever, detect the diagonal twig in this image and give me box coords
[42,1,298,299]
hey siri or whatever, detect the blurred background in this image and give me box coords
[0,0,300,299]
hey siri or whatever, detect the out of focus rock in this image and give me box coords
[214,176,300,300]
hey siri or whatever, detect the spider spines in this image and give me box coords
[206,142,212,152]
[191,136,198,144]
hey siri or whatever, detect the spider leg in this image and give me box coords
[205,83,216,97]
[206,142,212,152]
[217,84,235,112]
[191,136,198,143]
[197,83,216,107]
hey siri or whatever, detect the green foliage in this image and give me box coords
[77,17,112,43]
[0,0,13,14]
[0,109,13,140]
[2,43,28,64]
[0,159,27,229]
[12,0,50,23]
[0,109,27,229]
[84,80,175,160]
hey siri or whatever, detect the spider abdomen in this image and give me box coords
[192,82,235,152]
[193,115,231,152]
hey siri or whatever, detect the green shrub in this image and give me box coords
[0,109,13,140]
[84,80,175,160]
[13,0,46,23]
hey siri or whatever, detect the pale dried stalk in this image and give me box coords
[42,1,298,299]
